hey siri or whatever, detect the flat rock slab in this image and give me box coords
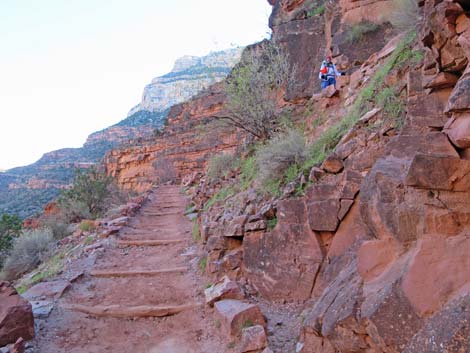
[240,325,267,352]
[204,276,243,306]
[214,299,266,337]
[117,239,186,247]
[30,300,54,319]
[61,303,201,318]
[22,280,70,301]
[90,267,188,278]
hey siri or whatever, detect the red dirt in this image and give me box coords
[31,185,232,353]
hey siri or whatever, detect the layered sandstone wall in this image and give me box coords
[105,83,245,192]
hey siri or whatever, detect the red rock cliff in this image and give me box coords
[105,83,245,192]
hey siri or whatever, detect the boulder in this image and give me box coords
[240,325,267,352]
[225,216,248,237]
[446,67,470,112]
[0,282,34,346]
[321,85,338,98]
[204,276,244,306]
[243,199,323,301]
[22,280,70,301]
[308,167,325,182]
[423,72,459,89]
[321,154,344,174]
[214,300,266,337]
[444,113,470,148]
[456,13,470,34]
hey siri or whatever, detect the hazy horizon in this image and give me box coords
[0,0,272,170]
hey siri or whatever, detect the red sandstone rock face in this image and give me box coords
[105,84,245,192]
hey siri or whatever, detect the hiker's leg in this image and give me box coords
[321,80,328,89]
[330,77,336,89]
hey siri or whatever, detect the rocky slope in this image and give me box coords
[104,0,470,352]
[0,49,241,219]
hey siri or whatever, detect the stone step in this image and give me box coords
[90,267,188,278]
[61,303,201,318]
[141,212,181,216]
[117,239,187,247]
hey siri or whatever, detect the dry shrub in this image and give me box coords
[153,158,177,184]
[2,228,54,280]
[40,214,71,240]
[223,40,295,140]
[207,153,238,181]
[256,129,307,185]
[389,0,421,32]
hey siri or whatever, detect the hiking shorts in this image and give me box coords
[321,77,336,89]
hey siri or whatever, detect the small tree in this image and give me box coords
[221,40,293,140]
[58,167,114,220]
[0,213,22,267]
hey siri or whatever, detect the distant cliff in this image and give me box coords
[0,48,242,219]
[127,48,243,116]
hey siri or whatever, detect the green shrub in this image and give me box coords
[267,218,278,231]
[346,21,380,43]
[207,153,239,181]
[0,214,22,266]
[240,156,257,190]
[199,257,207,271]
[256,129,307,187]
[2,228,54,280]
[79,220,96,232]
[192,221,201,242]
[307,3,325,17]
[204,185,236,211]
[58,167,114,220]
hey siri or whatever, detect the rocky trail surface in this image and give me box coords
[31,185,230,353]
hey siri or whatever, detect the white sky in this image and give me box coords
[0,0,272,170]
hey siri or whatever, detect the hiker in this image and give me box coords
[319,55,345,89]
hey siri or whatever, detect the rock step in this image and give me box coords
[141,212,181,216]
[117,239,187,247]
[90,267,188,278]
[61,303,201,318]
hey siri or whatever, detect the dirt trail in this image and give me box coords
[32,185,230,353]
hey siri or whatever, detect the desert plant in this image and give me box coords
[256,129,308,186]
[192,221,201,242]
[221,40,294,140]
[2,228,54,280]
[58,167,114,220]
[389,0,421,32]
[307,3,326,17]
[153,158,177,184]
[207,153,239,181]
[40,215,71,240]
[79,220,96,232]
[0,214,22,266]
[346,21,380,43]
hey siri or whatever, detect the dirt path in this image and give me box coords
[31,185,230,353]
